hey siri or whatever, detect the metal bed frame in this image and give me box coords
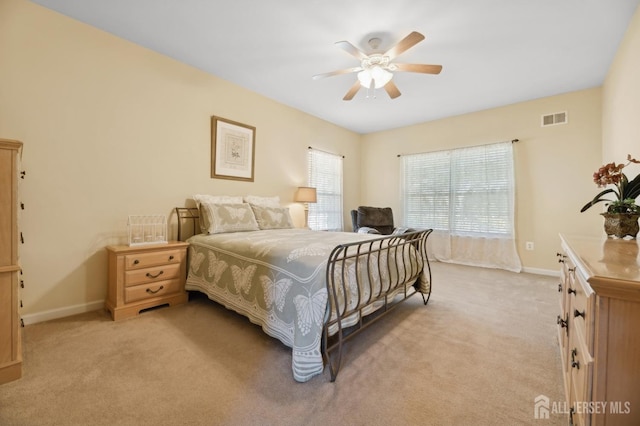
[175,207,433,382]
[323,229,432,381]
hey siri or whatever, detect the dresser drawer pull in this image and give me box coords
[568,267,575,273]
[567,287,576,295]
[574,309,585,319]
[556,315,568,329]
[569,407,575,425]
[146,271,164,279]
[169,255,174,261]
[146,285,164,295]
[571,348,580,369]
[558,283,562,292]
[133,259,140,265]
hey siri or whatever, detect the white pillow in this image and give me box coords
[199,203,259,234]
[193,194,243,208]
[243,195,280,208]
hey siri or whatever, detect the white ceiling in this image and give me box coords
[31,0,639,134]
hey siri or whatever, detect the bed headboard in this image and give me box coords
[175,207,200,241]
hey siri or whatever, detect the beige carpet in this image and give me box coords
[0,262,565,426]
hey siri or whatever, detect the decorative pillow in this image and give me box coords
[250,205,294,230]
[193,195,243,232]
[199,202,259,234]
[243,195,280,208]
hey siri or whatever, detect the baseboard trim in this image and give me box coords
[21,300,105,326]
[522,267,559,277]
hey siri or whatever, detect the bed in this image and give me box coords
[176,197,432,382]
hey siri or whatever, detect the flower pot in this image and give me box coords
[601,213,640,239]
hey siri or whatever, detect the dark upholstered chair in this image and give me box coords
[350,206,396,235]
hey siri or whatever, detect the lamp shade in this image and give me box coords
[294,187,317,203]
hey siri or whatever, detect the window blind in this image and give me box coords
[308,149,343,231]
[401,141,515,237]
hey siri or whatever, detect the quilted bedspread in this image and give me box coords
[185,228,425,382]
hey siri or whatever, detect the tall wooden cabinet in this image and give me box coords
[0,139,23,384]
[557,234,640,426]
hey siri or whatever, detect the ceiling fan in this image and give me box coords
[313,31,442,101]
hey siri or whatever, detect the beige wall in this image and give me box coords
[603,4,640,177]
[0,0,361,319]
[361,88,603,272]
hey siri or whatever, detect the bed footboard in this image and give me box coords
[322,229,433,382]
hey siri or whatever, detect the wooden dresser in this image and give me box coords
[557,234,640,426]
[0,139,23,384]
[106,241,189,320]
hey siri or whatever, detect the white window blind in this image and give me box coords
[401,141,521,272]
[402,142,514,236]
[402,149,451,231]
[308,148,343,231]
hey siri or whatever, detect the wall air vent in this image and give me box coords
[541,111,568,127]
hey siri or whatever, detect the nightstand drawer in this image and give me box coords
[124,278,182,303]
[124,263,181,287]
[124,249,183,270]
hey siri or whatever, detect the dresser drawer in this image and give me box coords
[124,249,183,270]
[124,278,183,304]
[567,271,595,354]
[568,320,593,426]
[124,263,181,287]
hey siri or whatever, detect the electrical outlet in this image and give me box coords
[525,241,534,251]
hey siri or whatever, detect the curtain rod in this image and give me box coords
[396,139,519,157]
[308,146,345,158]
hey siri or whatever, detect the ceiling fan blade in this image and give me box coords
[384,80,401,99]
[393,63,443,74]
[384,31,425,60]
[343,81,362,101]
[312,67,363,80]
[335,40,368,60]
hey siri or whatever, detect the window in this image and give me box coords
[401,141,521,271]
[401,141,514,236]
[307,148,343,231]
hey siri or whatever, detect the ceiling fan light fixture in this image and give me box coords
[315,31,441,101]
[357,66,392,89]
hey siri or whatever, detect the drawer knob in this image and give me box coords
[568,267,575,273]
[146,285,164,295]
[567,288,576,295]
[571,348,580,370]
[574,309,585,319]
[133,259,140,265]
[146,270,164,279]
[556,315,567,329]
[558,258,565,264]
[557,283,562,292]
[169,255,174,261]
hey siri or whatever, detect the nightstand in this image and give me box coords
[106,241,189,320]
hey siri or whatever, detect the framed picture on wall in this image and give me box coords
[211,116,256,181]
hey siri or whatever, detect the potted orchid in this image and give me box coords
[581,154,640,238]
